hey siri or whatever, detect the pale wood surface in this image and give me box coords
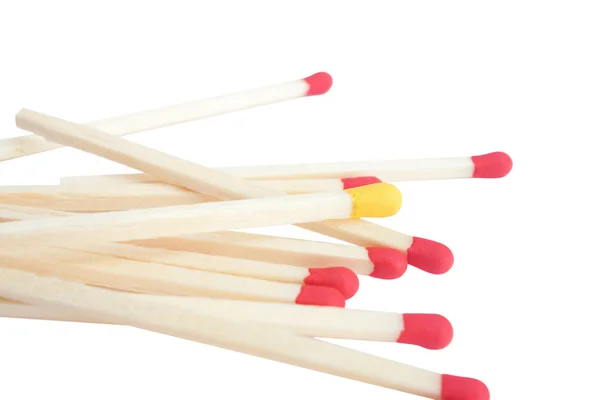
[0,77,309,161]
[0,192,353,244]
[0,295,406,342]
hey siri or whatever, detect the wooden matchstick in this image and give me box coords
[59,242,360,299]
[0,72,332,162]
[133,232,408,279]
[1,177,381,195]
[60,151,512,185]
[0,177,382,212]
[0,206,408,280]
[0,296,452,350]
[0,267,489,399]
[0,183,400,244]
[14,109,453,275]
[0,248,346,306]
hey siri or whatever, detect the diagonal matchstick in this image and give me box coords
[0,72,332,162]
[62,151,512,184]
[0,295,452,350]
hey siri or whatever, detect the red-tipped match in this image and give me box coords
[397,314,453,350]
[303,72,333,96]
[366,247,408,279]
[304,267,359,299]
[406,237,454,275]
[341,176,382,190]
[441,375,490,400]
[295,285,346,307]
[471,152,513,178]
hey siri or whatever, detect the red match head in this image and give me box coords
[303,72,333,96]
[366,247,408,279]
[341,176,383,190]
[441,374,490,400]
[406,237,454,275]
[304,267,359,299]
[397,314,453,350]
[295,285,346,307]
[471,152,513,178]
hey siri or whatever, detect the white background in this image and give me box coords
[0,1,598,399]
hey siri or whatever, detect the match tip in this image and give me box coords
[295,285,346,307]
[441,375,490,400]
[305,267,359,299]
[341,176,383,190]
[303,72,333,96]
[346,182,402,218]
[406,237,454,274]
[397,314,453,350]
[366,247,408,279]
[471,152,513,178]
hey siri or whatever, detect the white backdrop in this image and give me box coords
[0,1,598,399]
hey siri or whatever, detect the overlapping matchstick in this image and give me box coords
[0,71,512,400]
[0,205,408,279]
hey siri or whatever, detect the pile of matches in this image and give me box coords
[0,72,512,400]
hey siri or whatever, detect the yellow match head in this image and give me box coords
[345,182,402,218]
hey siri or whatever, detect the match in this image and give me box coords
[133,231,408,279]
[0,248,347,306]
[0,296,452,350]
[0,177,382,212]
[60,151,512,185]
[0,206,408,280]
[60,242,360,299]
[0,267,490,400]
[0,182,401,244]
[0,72,332,162]
[15,108,451,274]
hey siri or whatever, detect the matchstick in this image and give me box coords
[60,151,512,185]
[59,242,360,299]
[224,152,514,181]
[0,267,490,399]
[0,296,452,349]
[0,183,401,244]
[15,109,451,274]
[0,72,332,162]
[0,206,408,280]
[132,231,408,279]
[0,248,346,306]
[0,177,382,212]
[1,177,381,195]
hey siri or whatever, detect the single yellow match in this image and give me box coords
[345,182,402,218]
[0,183,401,244]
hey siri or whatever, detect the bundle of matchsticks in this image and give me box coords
[0,72,511,400]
